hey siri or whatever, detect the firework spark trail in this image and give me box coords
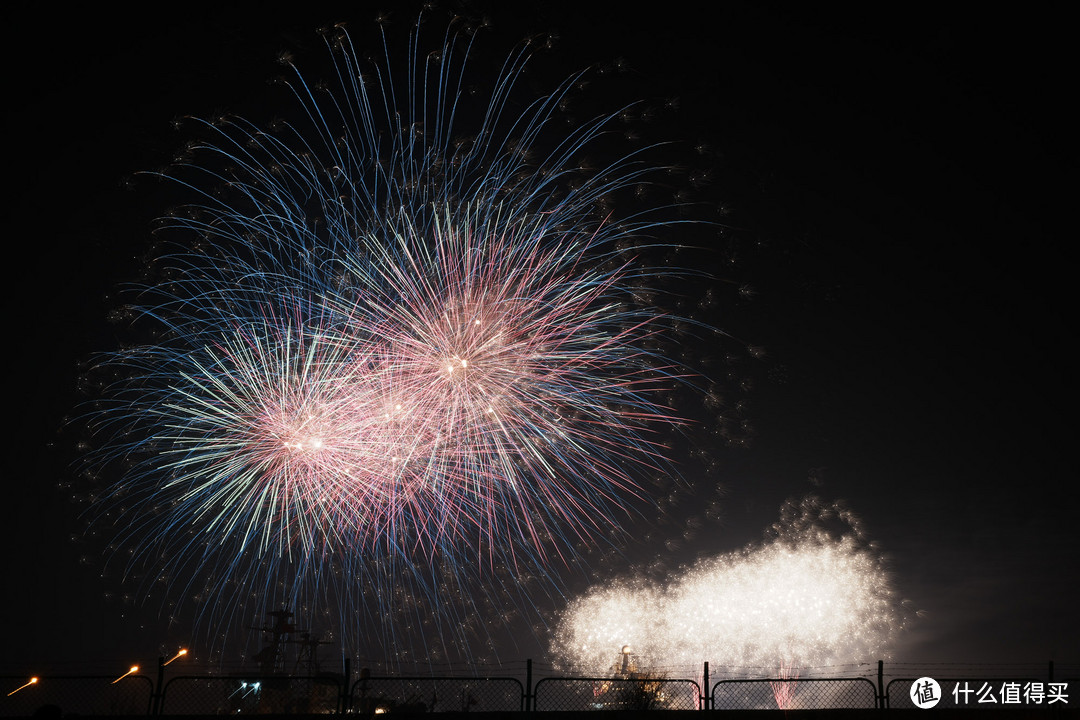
[82,15,710,658]
[551,498,903,682]
[770,662,799,710]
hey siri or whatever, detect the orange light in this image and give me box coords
[164,649,188,666]
[7,678,39,696]
[112,666,139,684]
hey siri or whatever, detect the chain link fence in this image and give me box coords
[8,665,1068,714]
[534,677,700,711]
[712,677,878,710]
[161,675,341,714]
[350,676,524,714]
[1,675,153,717]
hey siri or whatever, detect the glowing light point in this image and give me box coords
[164,648,188,666]
[112,666,139,684]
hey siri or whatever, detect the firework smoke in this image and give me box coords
[551,497,903,677]
[80,13,714,660]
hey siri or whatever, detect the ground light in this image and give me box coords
[112,666,139,684]
[6,677,38,697]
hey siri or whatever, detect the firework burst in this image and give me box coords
[81,14,712,660]
[551,497,903,678]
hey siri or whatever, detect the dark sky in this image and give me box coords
[3,1,1075,677]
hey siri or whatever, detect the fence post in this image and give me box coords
[877,660,884,709]
[340,656,351,715]
[153,656,165,716]
[702,661,709,711]
[525,658,533,713]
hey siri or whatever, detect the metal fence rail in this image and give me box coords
[350,676,524,714]
[161,675,341,715]
[712,677,879,710]
[535,677,701,711]
[0,675,153,717]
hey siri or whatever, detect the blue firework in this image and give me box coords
[82,15,706,663]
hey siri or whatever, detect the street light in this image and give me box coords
[112,666,139,684]
[163,649,188,666]
[6,677,38,697]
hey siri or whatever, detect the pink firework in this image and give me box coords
[318,212,687,560]
[770,662,800,710]
[83,14,706,660]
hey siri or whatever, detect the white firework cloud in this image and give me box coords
[552,497,904,675]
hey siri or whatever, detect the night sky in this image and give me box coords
[4,1,1075,676]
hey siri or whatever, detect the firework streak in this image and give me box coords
[83,18,703,658]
